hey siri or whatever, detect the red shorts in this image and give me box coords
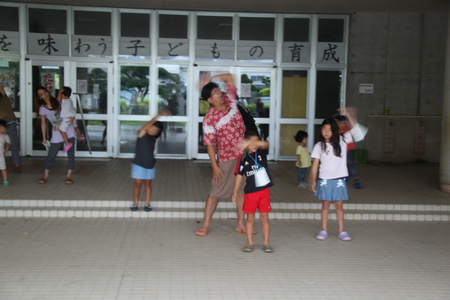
[243,188,272,214]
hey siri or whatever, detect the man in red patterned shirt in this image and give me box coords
[195,73,247,236]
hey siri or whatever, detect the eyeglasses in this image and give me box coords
[211,89,223,98]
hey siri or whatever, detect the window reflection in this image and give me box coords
[158,65,187,116]
[240,72,271,118]
[76,67,108,114]
[120,66,150,115]
[119,121,186,155]
[76,120,107,152]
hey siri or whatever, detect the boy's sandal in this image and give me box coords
[242,244,254,253]
[3,181,10,187]
[65,178,74,185]
[38,178,47,184]
[263,245,274,253]
[130,205,138,211]
[15,167,22,173]
[235,228,257,235]
[144,205,152,211]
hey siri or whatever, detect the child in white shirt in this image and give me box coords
[58,87,85,152]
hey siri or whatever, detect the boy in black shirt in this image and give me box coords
[232,129,274,253]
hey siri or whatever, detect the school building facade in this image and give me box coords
[1,1,449,192]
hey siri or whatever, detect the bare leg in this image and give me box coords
[321,200,331,232]
[260,213,270,245]
[60,130,70,146]
[43,169,49,180]
[144,180,152,206]
[334,201,345,233]
[75,127,83,138]
[235,192,246,231]
[1,169,7,182]
[246,213,255,245]
[66,169,72,180]
[133,179,143,206]
[198,196,220,231]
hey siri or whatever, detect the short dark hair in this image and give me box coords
[201,82,218,101]
[153,121,164,139]
[244,129,260,139]
[336,115,347,122]
[0,119,7,128]
[62,86,72,97]
[294,130,308,143]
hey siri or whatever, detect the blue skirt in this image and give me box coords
[131,163,156,180]
[315,178,348,201]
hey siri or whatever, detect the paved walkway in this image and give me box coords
[0,157,449,299]
[0,218,449,299]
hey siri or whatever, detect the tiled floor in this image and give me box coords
[0,218,449,299]
[1,157,450,299]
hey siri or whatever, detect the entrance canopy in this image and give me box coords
[10,0,449,13]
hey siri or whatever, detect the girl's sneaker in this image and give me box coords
[130,205,138,211]
[3,181,9,187]
[79,136,86,141]
[338,231,352,241]
[316,230,328,240]
[144,205,152,212]
[354,180,362,189]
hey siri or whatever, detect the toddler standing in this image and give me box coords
[294,130,311,188]
[0,119,11,186]
[57,87,85,153]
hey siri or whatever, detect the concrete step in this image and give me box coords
[1,200,449,221]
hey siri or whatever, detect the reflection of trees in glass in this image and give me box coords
[158,67,182,116]
[240,74,271,116]
[120,66,149,115]
[88,68,107,93]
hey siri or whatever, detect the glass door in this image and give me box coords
[27,60,65,156]
[72,62,112,157]
[193,66,234,160]
[193,67,275,160]
[237,68,275,160]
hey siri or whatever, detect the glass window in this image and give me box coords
[119,121,144,153]
[281,70,308,118]
[0,6,19,31]
[29,8,67,34]
[240,17,274,41]
[0,60,20,111]
[76,120,107,152]
[76,67,108,114]
[257,123,270,143]
[157,122,187,155]
[240,72,271,118]
[120,66,150,115]
[318,19,344,42]
[121,13,150,38]
[284,18,309,42]
[159,14,188,39]
[158,65,188,116]
[315,70,342,119]
[280,124,307,156]
[197,16,233,40]
[74,11,111,36]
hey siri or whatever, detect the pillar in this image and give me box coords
[440,1,450,193]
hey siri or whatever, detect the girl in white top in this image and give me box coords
[310,107,362,242]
